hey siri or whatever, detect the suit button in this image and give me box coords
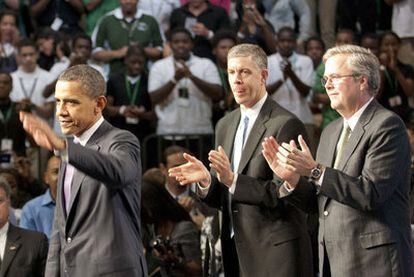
[67,237,72,243]
[323,211,329,216]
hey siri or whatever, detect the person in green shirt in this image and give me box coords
[92,0,163,75]
[82,0,119,36]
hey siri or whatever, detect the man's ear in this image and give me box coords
[95,95,107,114]
[261,69,269,84]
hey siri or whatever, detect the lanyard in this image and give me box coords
[18,77,38,99]
[217,66,230,96]
[124,76,141,105]
[120,19,140,41]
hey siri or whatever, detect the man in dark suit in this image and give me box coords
[169,44,313,277]
[263,45,413,276]
[0,176,48,277]
[20,64,147,276]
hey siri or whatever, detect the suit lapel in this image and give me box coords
[237,98,270,173]
[222,111,240,160]
[58,161,68,219]
[65,121,110,227]
[1,225,21,276]
[336,100,377,171]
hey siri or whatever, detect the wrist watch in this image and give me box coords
[309,164,323,182]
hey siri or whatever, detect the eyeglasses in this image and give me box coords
[321,74,360,86]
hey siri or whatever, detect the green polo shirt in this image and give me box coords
[94,8,163,74]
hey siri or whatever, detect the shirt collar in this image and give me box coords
[41,189,55,206]
[344,97,374,131]
[113,7,143,21]
[240,93,267,119]
[0,222,9,238]
[74,116,104,146]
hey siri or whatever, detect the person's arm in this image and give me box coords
[266,80,284,95]
[4,0,19,10]
[30,0,51,17]
[84,0,102,12]
[19,205,37,231]
[283,61,312,98]
[394,67,414,97]
[36,233,49,277]
[92,46,128,63]
[291,0,312,42]
[66,0,85,14]
[189,74,222,102]
[149,80,176,105]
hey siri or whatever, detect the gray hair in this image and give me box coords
[0,176,11,198]
[227,43,267,69]
[58,64,106,98]
[323,45,380,93]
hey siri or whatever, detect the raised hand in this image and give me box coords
[262,136,299,187]
[20,111,65,151]
[168,153,211,187]
[208,146,234,188]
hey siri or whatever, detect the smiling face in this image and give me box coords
[0,14,16,43]
[227,55,267,109]
[324,54,369,118]
[55,81,105,137]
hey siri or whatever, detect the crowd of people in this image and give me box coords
[0,0,413,276]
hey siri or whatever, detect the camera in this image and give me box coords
[150,235,185,268]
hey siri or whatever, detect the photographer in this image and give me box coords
[142,180,202,277]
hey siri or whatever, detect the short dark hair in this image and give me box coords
[380,31,401,45]
[58,64,106,98]
[125,43,147,60]
[304,36,325,53]
[277,26,295,38]
[162,145,190,164]
[211,29,237,49]
[169,27,194,42]
[0,71,12,83]
[0,9,17,24]
[16,38,37,53]
[72,32,92,48]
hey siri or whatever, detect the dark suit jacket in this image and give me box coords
[202,96,313,277]
[286,100,413,277]
[45,120,147,277]
[1,224,48,277]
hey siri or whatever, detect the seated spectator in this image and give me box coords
[264,0,311,51]
[0,71,26,156]
[211,29,237,125]
[11,38,54,120]
[82,0,119,36]
[149,28,221,136]
[360,32,380,57]
[0,10,19,73]
[377,31,414,123]
[29,0,84,36]
[304,36,325,70]
[141,180,202,277]
[106,44,154,143]
[92,0,163,75]
[235,1,276,55]
[0,175,48,277]
[35,28,71,80]
[335,28,356,46]
[20,155,59,239]
[170,0,231,60]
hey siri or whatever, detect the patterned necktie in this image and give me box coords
[333,123,351,169]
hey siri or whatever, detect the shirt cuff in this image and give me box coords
[278,181,294,197]
[197,182,210,198]
[228,173,238,194]
[53,140,69,163]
